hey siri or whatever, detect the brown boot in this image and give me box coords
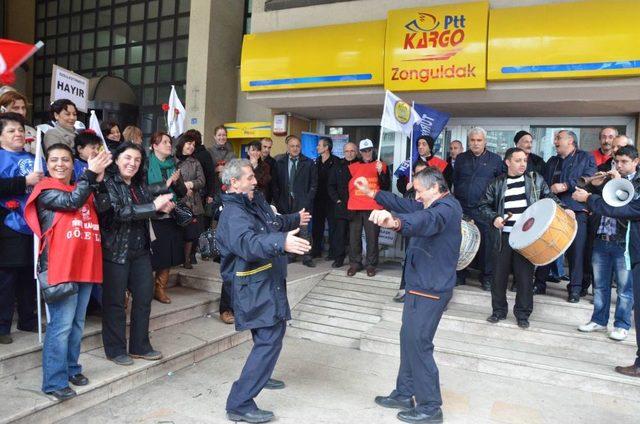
[154,269,171,304]
[220,311,235,324]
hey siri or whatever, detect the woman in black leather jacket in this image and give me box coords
[98,142,175,366]
[25,143,111,401]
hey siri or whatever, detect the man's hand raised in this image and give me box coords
[284,228,311,255]
[298,208,311,226]
[369,209,396,229]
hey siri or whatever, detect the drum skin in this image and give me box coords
[458,220,481,271]
[509,199,577,266]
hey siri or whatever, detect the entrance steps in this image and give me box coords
[288,270,640,402]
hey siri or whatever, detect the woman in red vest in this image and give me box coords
[24,143,111,401]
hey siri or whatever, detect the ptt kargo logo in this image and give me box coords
[402,12,466,61]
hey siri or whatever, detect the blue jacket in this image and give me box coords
[453,149,503,213]
[587,194,640,266]
[215,191,300,331]
[375,191,462,294]
[543,149,596,211]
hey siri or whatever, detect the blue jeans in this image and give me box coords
[591,239,634,330]
[42,283,93,392]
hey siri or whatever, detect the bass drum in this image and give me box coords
[458,219,481,271]
[509,198,577,266]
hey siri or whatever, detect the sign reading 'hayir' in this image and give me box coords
[385,1,489,91]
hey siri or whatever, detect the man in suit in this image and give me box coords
[261,137,277,203]
[311,137,339,259]
[272,135,318,267]
[534,130,596,302]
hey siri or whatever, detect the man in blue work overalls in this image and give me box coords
[216,159,311,423]
[357,167,462,423]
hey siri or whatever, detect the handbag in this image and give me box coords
[38,271,78,304]
[173,201,194,227]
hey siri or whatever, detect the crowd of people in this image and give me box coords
[1,79,639,412]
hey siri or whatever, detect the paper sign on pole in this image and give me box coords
[50,65,90,112]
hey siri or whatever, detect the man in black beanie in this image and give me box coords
[513,130,546,175]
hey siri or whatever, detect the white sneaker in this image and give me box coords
[578,321,607,332]
[609,327,628,341]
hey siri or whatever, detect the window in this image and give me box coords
[33,0,190,136]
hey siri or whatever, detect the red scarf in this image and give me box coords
[426,156,448,173]
[24,178,102,285]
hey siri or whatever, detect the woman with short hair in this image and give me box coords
[43,99,77,150]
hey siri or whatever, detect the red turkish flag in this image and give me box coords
[0,39,39,79]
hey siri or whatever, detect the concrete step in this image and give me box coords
[285,326,360,349]
[360,320,640,402]
[0,316,250,424]
[323,273,400,290]
[0,287,216,380]
[294,302,381,324]
[312,286,390,304]
[305,292,386,311]
[320,277,399,297]
[328,269,402,285]
[301,295,384,316]
[291,310,376,332]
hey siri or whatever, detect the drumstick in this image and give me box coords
[503,212,513,222]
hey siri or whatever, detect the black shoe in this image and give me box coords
[580,288,588,297]
[109,354,134,366]
[190,254,198,265]
[213,256,221,263]
[568,293,580,303]
[0,334,13,344]
[374,395,413,410]
[397,408,443,423]
[183,262,193,269]
[130,350,163,361]
[560,275,570,281]
[69,373,89,386]
[517,319,530,329]
[455,278,466,286]
[17,324,45,333]
[393,291,406,303]
[264,378,285,390]
[331,258,344,268]
[46,387,77,401]
[532,285,546,295]
[546,276,560,283]
[227,408,274,423]
[481,280,491,291]
[302,259,316,268]
[486,314,506,324]
[325,256,335,261]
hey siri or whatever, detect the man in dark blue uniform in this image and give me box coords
[356,167,461,423]
[216,159,311,423]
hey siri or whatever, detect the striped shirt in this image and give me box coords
[503,175,527,233]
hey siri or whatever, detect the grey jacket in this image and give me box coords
[177,156,206,216]
[208,142,235,167]
[43,124,76,150]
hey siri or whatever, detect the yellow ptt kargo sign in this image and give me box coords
[384,1,489,91]
[488,0,640,81]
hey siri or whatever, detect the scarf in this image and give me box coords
[148,152,177,201]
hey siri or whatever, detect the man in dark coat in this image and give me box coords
[327,142,359,268]
[272,134,317,267]
[261,137,277,204]
[453,127,503,290]
[216,158,311,423]
[358,167,461,424]
[534,130,596,302]
[513,130,546,175]
[311,136,339,259]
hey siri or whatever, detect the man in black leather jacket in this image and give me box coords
[478,148,572,328]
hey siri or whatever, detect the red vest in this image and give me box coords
[24,178,102,285]
[348,161,388,211]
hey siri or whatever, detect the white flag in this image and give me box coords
[33,127,44,173]
[380,90,420,135]
[167,85,186,138]
[89,110,109,152]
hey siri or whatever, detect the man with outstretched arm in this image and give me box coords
[215,159,312,423]
[357,167,461,424]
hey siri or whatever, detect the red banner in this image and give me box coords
[347,161,387,211]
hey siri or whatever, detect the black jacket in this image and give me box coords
[327,158,357,220]
[478,172,565,251]
[543,149,597,211]
[272,154,318,213]
[36,171,106,272]
[97,174,168,264]
[315,154,339,204]
[263,155,277,204]
[193,144,216,199]
[453,149,504,214]
[0,176,31,267]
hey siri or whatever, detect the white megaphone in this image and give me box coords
[602,178,635,207]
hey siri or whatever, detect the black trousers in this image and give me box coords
[102,252,154,358]
[311,201,335,257]
[331,217,350,262]
[491,233,535,319]
[0,266,37,335]
[219,280,233,314]
[349,211,380,267]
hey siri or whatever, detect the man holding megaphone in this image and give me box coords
[573,145,640,376]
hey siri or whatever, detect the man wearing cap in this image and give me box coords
[346,139,391,277]
[397,136,452,195]
[513,130,546,175]
[453,127,503,291]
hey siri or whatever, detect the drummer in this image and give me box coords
[478,147,575,328]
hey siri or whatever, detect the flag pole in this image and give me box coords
[409,101,415,184]
[33,128,44,343]
[376,125,384,162]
